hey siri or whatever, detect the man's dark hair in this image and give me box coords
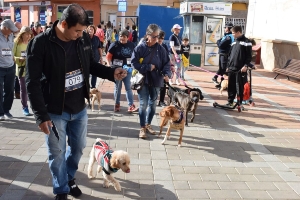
[132,25,136,30]
[125,26,130,30]
[97,24,101,28]
[59,3,90,28]
[158,30,165,39]
[231,26,242,33]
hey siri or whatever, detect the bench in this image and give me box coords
[273,59,300,80]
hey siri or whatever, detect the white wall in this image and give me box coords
[246,0,300,42]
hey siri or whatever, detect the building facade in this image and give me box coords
[2,0,100,27]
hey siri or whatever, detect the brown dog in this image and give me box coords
[90,88,101,112]
[158,106,185,147]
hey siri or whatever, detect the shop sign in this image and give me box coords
[180,2,232,15]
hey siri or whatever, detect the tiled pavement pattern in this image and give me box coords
[1,66,300,200]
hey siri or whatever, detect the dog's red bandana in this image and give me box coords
[94,139,118,175]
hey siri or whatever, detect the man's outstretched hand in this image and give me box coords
[114,68,127,80]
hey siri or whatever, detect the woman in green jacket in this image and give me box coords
[13,26,33,116]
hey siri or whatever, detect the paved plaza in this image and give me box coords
[1,66,300,200]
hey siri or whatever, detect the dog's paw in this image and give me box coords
[161,141,165,145]
[92,110,95,112]
[114,182,122,191]
[88,174,94,179]
[103,182,110,188]
[178,144,181,147]
[167,136,171,140]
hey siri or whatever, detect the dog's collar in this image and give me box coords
[172,110,184,124]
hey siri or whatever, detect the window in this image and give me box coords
[57,6,68,20]
[86,10,93,24]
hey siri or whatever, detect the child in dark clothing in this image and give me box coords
[181,38,190,79]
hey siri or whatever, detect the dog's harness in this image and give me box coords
[94,140,119,175]
[172,109,184,124]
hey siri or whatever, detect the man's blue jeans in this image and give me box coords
[137,84,160,127]
[46,108,88,194]
[114,72,133,106]
[0,65,16,115]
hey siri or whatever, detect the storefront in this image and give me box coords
[180,1,232,67]
[5,0,100,27]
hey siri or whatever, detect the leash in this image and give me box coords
[189,64,228,80]
[107,80,121,145]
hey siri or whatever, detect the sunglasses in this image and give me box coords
[149,35,159,39]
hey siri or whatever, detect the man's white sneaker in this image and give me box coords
[0,115,5,121]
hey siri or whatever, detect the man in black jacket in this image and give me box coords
[26,4,127,200]
[212,22,234,85]
[226,26,252,106]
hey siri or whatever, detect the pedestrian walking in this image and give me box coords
[13,26,33,116]
[212,23,234,86]
[25,4,127,200]
[0,19,19,120]
[106,29,137,113]
[131,24,171,139]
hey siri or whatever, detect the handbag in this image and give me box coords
[130,48,156,90]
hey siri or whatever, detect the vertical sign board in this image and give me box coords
[118,0,127,12]
[40,10,46,25]
[15,7,21,23]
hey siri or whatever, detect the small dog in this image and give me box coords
[219,79,228,95]
[87,138,130,191]
[90,88,101,112]
[158,106,185,146]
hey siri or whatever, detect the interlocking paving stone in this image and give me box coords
[176,189,209,199]
[218,181,249,190]
[267,190,300,199]
[206,189,241,199]
[237,190,272,199]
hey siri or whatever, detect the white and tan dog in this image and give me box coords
[87,138,130,191]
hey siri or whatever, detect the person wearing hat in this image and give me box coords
[0,19,19,120]
[31,21,43,36]
[212,22,234,86]
[13,26,33,116]
[106,29,138,113]
[169,24,183,85]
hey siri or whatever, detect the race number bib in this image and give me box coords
[2,48,12,57]
[65,69,85,92]
[20,51,27,57]
[113,59,123,66]
[126,58,131,65]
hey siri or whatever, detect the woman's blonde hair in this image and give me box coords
[87,25,96,34]
[14,26,33,44]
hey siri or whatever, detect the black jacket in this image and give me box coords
[227,34,252,71]
[26,20,115,125]
[217,32,234,54]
